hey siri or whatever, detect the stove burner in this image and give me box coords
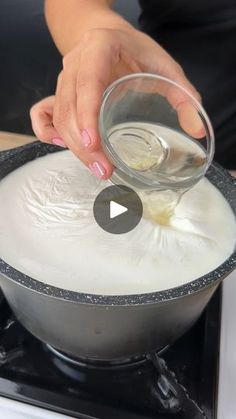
[45,344,207,418]
[45,343,170,369]
[46,344,146,368]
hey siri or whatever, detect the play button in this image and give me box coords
[110,201,128,218]
[93,185,143,234]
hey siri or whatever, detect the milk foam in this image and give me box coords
[0,150,235,295]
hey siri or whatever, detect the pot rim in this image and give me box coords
[0,142,235,306]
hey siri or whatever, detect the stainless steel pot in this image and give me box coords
[0,142,235,362]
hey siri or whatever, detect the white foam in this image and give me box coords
[0,150,235,295]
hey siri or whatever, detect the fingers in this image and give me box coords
[52,39,115,179]
[31,93,113,179]
[31,28,206,185]
[176,102,206,139]
[75,36,115,149]
[53,66,83,153]
[30,96,66,147]
[142,42,206,139]
[164,66,205,139]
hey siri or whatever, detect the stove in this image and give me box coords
[0,276,228,419]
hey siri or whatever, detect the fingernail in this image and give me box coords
[52,138,67,148]
[81,129,91,147]
[89,161,106,179]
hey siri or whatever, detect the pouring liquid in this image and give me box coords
[108,122,207,225]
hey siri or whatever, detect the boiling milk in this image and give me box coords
[0,151,235,295]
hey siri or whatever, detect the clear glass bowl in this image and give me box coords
[99,73,215,191]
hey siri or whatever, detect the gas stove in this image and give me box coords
[0,271,235,419]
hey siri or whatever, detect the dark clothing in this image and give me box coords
[0,0,61,134]
[139,0,236,168]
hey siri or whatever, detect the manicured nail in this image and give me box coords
[81,129,91,147]
[52,138,66,148]
[89,161,106,179]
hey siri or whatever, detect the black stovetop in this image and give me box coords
[0,287,221,419]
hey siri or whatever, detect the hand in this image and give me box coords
[30,27,201,180]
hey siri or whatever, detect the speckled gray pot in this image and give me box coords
[0,142,235,362]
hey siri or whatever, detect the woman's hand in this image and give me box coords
[30,26,201,179]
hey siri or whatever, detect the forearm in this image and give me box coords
[44,0,131,55]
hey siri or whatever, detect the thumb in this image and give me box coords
[165,72,206,139]
[148,47,206,139]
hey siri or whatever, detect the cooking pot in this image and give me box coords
[0,142,235,362]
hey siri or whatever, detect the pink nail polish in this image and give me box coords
[81,129,91,147]
[52,138,66,148]
[89,161,106,179]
